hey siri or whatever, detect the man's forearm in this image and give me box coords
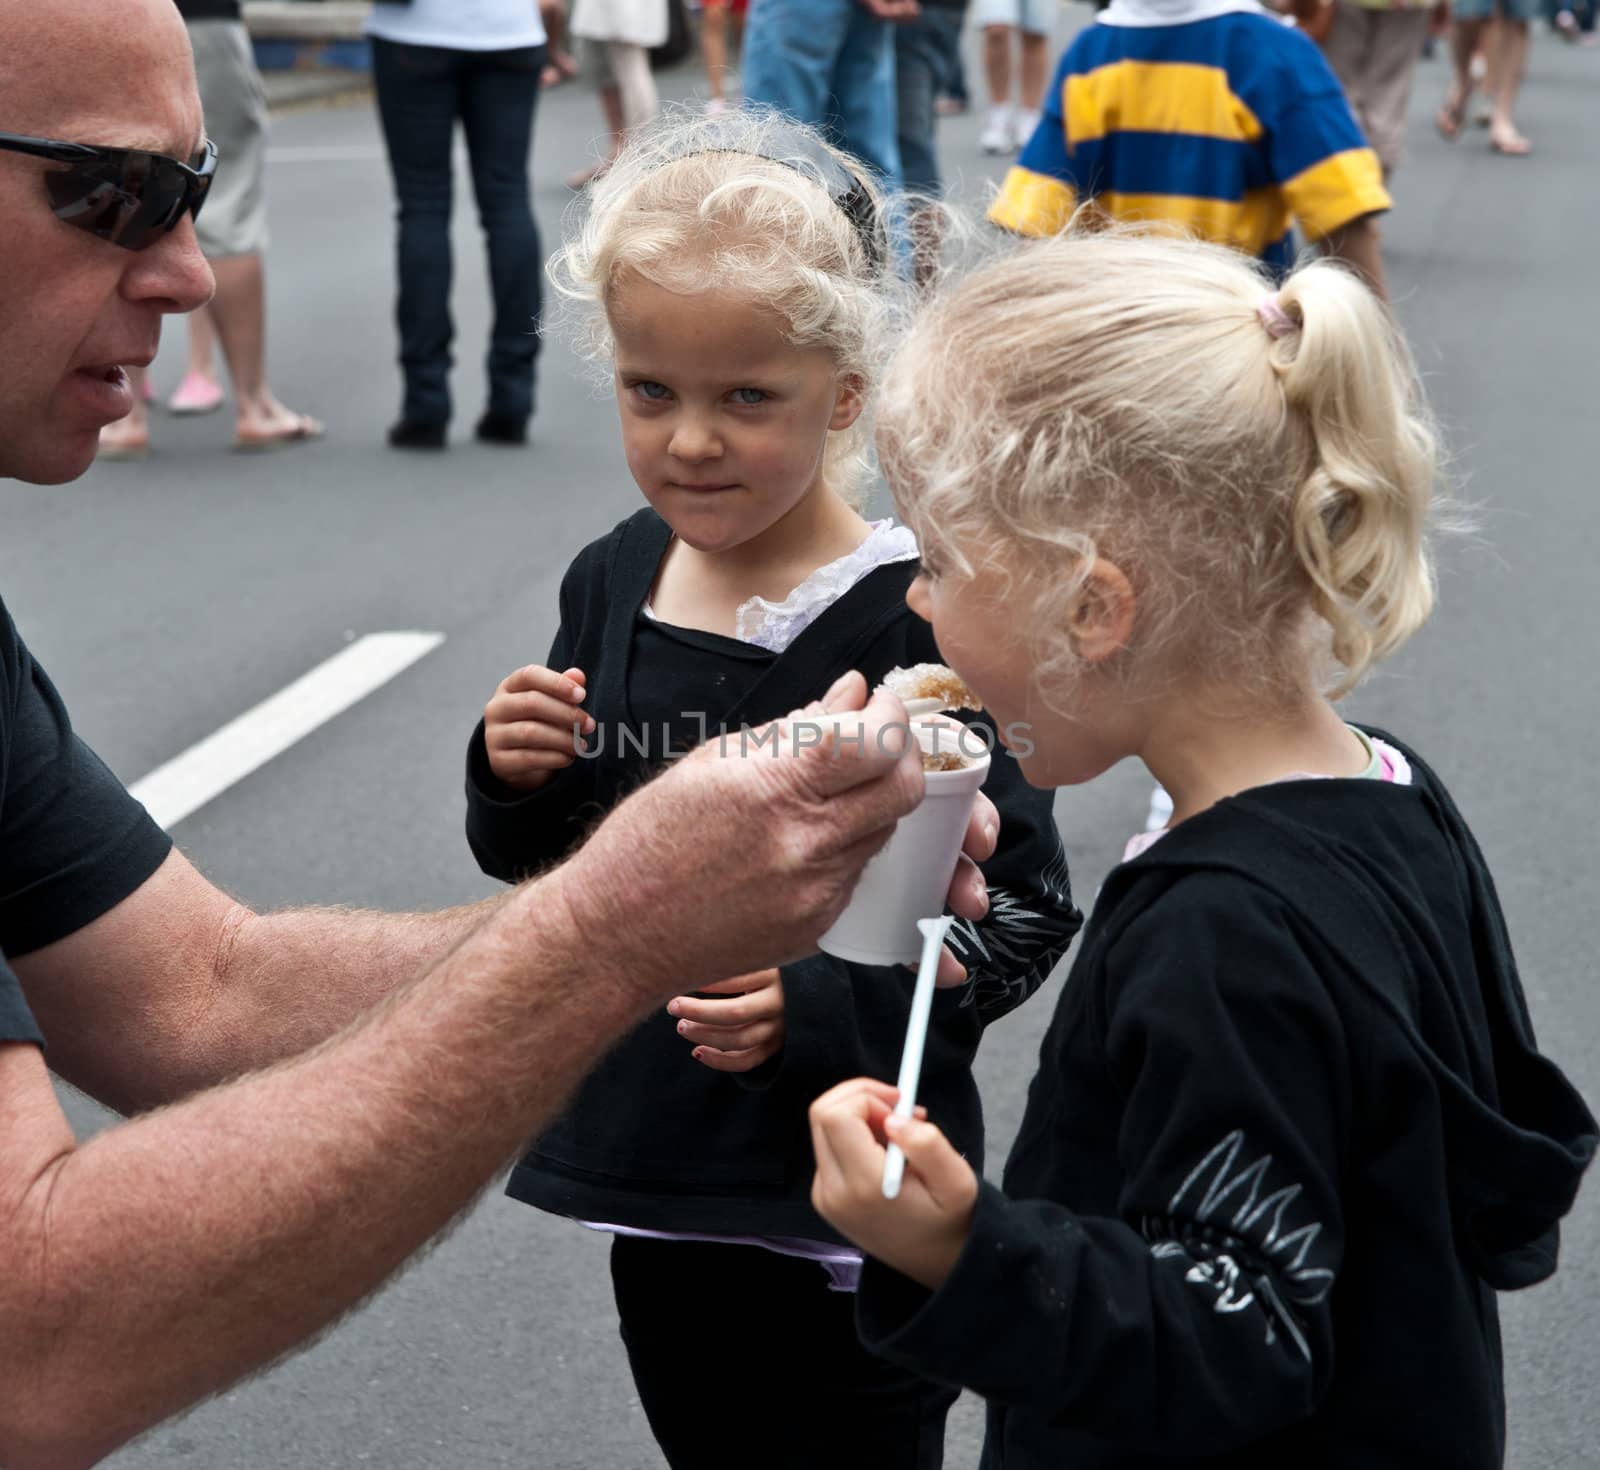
[187,893,512,1091]
[1,866,641,1470]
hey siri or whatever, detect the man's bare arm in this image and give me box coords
[0,684,941,1470]
[1320,214,1388,302]
[0,863,635,1470]
[15,848,508,1114]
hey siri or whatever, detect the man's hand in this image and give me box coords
[553,670,935,994]
[669,969,784,1072]
[810,1076,978,1290]
[483,664,594,793]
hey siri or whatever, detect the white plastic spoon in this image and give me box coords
[882,914,956,1200]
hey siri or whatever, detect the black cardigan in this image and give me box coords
[856,733,1596,1468]
[465,508,1082,1239]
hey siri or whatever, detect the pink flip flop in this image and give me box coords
[168,371,225,416]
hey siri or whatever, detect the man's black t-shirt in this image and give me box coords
[0,596,173,1045]
[175,0,242,21]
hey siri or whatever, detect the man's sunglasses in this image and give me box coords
[0,132,217,251]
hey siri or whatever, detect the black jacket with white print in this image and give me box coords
[857,732,1595,1468]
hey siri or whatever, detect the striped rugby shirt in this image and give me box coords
[989,0,1391,271]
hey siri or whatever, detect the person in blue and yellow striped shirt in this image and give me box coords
[989,0,1393,295]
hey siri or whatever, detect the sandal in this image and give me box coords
[232,412,325,453]
[1436,92,1467,140]
[1489,126,1533,156]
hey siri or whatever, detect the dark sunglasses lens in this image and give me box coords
[44,151,193,251]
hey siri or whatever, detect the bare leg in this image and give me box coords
[166,306,225,413]
[567,83,627,188]
[703,4,729,104]
[1018,30,1050,115]
[983,25,1013,107]
[208,253,323,444]
[981,25,1017,150]
[607,41,660,132]
[1487,19,1531,151]
[1438,16,1488,134]
[97,366,151,457]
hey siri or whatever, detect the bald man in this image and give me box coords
[0,5,994,1464]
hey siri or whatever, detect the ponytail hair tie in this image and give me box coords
[1257,294,1298,340]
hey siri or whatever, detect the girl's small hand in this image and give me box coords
[668,969,785,1072]
[483,665,593,793]
[809,1077,978,1290]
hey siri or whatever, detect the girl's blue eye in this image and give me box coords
[730,388,768,406]
[633,381,670,401]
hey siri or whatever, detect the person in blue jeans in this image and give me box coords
[366,0,549,449]
[895,0,969,279]
[741,0,913,185]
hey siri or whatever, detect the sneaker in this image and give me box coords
[1555,8,1580,38]
[980,105,1014,155]
[704,96,728,115]
[1013,109,1042,149]
[167,371,224,416]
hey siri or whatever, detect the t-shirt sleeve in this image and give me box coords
[989,50,1081,237]
[1262,39,1391,239]
[0,601,173,1039]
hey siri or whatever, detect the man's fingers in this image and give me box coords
[821,669,868,714]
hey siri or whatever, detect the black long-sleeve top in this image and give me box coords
[856,733,1596,1467]
[465,508,1082,1239]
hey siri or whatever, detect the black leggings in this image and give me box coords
[609,1235,960,1470]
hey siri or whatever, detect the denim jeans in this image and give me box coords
[740,0,903,187]
[896,6,968,196]
[372,38,546,427]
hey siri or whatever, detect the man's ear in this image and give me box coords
[830,373,866,432]
[1069,558,1135,663]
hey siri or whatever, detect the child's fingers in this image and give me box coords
[692,1041,781,1073]
[675,1015,779,1052]
[883,1115,978,1210]
[488,691,596,734]
[668,988,781,1028]
[497,664,589,702]
[692,969,780,996]
[935,944,968,989]
[486,718,594,758]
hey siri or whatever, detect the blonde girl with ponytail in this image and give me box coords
[810,230,1595,1470]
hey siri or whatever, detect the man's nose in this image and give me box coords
[124,216,216,315]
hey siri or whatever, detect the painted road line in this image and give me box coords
[130,632,445,831]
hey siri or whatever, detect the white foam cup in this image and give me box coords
[819,716,992,966]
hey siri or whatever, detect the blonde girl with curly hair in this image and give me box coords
[811,231,1595,1470]
[461,110,1081,1470]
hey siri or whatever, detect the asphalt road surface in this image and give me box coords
[4,14,1598,1469]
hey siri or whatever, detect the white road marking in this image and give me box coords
[130,632,446,830]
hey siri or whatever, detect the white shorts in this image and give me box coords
[972,0,1058,36]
